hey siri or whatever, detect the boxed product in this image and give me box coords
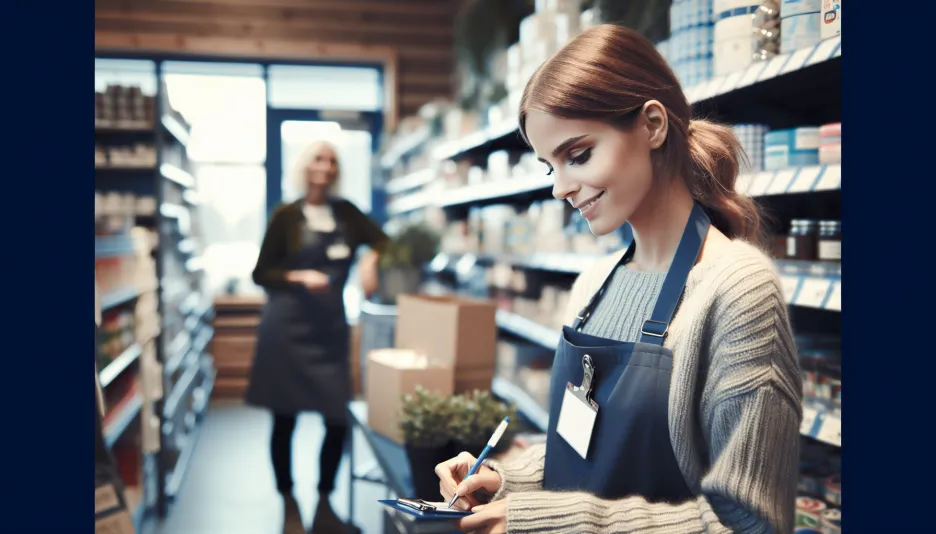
[365,348,454,443]
[820,0,841,39]
[394,294,498,393]
[764,127,820,170]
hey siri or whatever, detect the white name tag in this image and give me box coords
[327,243,351,260]
[556,387,598,459]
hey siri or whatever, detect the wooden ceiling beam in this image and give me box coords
[94,19,452,47]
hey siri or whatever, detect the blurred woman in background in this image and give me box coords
[247,140,387,533]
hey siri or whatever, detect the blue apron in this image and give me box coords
[543,203,710,503]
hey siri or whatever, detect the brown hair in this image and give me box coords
[519,24,763,243]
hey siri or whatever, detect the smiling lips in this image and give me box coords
[574,191,605,219]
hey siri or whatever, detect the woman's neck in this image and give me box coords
[626,180,695,273]
[304,190,327,206]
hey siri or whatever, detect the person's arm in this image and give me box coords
[341,200,390,298]
[252,206,293,290]
[490,269,801,534]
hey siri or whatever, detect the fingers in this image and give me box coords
[455,469,501,499]
[435,452,478,506]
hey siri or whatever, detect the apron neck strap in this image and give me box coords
[638,202,710,345]
[572,242,636,331]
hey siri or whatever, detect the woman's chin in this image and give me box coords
[586,218,616,237]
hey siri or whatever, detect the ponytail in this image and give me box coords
[686,119,764,244]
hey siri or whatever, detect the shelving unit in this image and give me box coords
[94,63,216,525]
[379,9,842,458]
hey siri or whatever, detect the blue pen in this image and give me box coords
[448,416,510,509]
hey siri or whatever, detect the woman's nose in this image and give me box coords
[552,172,578,201]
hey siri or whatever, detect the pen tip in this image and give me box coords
[504,416,510,423]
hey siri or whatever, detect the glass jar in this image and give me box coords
[818,220,842,262]
[787,219,819,261]
[772,233,788,259]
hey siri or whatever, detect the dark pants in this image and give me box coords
[271,413,348,494]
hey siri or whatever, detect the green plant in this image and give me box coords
[447,390,517,447]
[400,386,454,448]
[379,224,441,271]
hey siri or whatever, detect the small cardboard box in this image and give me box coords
[365,349,454,444]
[394,295,497,392]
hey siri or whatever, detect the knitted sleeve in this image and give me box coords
[496,258,803,534]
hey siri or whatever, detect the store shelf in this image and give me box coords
[164,413,204,500]
[738,164,841,198]
[95,165,158,172]
[103,391,143,448]
[801,405,841,447]
[160,163,195,189]
[686,36,841,105]
[161,114,190,147]
[775,261,841,311]
[387,189,438,216]
[481,252,604,274]
[385,168,436,195]
[164,359,200,419]
[165,331,192,376]
[380,127,431,170]
[99,344,143,388]
[101,287,140,311]
[432,118,520,162]
[95,121,154,133]
[496,310,560,351]
[491,376,549,432]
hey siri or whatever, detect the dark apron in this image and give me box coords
[247,199,355,424]
[543,202,710,503]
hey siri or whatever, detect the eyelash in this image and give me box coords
[546,147,593,176]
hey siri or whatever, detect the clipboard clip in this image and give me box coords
[565,354,599,410]
[397,498,437,512]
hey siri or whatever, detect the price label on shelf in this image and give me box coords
[780,276,802,303]
[738,62,766,88]
[801,406,819,435]
[817,413,842,447]
[809,36,841,65]
[781,47,815,75]
[826,282,842,311]
[814,164,842,191]
[766,169,797,195]
[787,165,822,193]
[795,278,832,309]
[758,54,789,83]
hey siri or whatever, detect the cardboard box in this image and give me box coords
[366,349,454,444]
[394,295,497,393]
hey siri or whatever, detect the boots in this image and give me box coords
[310,494,361,534]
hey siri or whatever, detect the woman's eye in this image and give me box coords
[569,148,593,166]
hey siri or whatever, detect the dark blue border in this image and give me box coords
[846,4,936,530]
[2,1,90,531]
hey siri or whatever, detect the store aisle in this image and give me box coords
[145,402,385,534]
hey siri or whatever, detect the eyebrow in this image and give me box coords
[537,135,589,163]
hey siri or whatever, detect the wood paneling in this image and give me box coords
[95,0,458,129]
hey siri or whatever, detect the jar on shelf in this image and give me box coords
[818,220,842,262]
[787,219,819,261]
[772,232,788,259]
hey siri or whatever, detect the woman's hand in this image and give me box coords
[454,500,507,534]
[435,452,502,511]
[286,270,330,292]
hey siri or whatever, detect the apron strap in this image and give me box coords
[638,202,710,345]
[572,242,636,331]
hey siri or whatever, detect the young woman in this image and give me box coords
[435,24,802,534]
[246,140,388,533]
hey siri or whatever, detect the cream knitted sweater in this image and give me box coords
[487,240,803,534]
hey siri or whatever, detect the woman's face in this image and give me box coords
[524,110,656,236]
[304,143,339,192]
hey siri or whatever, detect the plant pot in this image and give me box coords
[405,441,455,501]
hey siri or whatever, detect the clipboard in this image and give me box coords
[378,499,473,521]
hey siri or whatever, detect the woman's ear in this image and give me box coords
[640,100,669,149]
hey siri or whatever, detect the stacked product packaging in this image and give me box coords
[661,0,715,87]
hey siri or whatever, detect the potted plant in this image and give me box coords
[378,223,441,304]
[400,386,455,500]
[448,390,517,457]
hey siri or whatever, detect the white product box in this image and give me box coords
[820,0,841,39]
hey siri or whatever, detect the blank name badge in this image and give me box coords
[556,354,599,459]
[327,243,351,260]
